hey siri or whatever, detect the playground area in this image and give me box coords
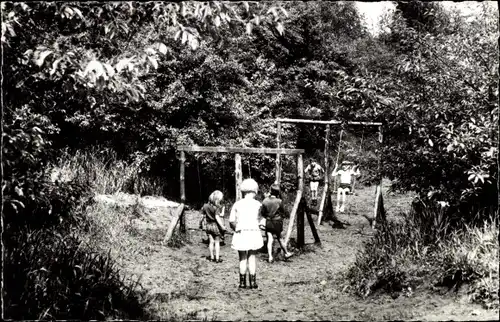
[89,181,497,321]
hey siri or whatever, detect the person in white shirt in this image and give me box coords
[331,160,360,213]
[304,160,324,202]
[229,178,264,290]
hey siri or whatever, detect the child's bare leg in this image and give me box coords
[336,189,342,212]
[248,250,257,275]
[266,232,274,261]
[238,251,248,274]
[208,234,215,260]
[248,250,259,289]
[238,251,248,289]
[341,190,347,211]
[215,236,220,260]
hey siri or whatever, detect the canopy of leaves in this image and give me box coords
[2,0,498,217]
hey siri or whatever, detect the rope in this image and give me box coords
[222,159,225,193]
[334,128,345,168]
[197,157,202,200]
[359,128,365,153]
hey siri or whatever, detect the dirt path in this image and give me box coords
[105,187,498,320]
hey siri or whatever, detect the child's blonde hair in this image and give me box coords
[240,178,258,194]
[209,190,224,206]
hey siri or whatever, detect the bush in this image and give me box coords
[49,148,166,196]
[345,206,499,309]
[4,229,153,320]
[437,220,499,309]
[3,179,154,320]
[4,180,92,234]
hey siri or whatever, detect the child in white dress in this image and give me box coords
[229,178,264,289]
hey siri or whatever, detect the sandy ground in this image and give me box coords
[96,184,499,321]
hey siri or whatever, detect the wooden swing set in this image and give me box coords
[275,118,385,227]
[163,118,386,247]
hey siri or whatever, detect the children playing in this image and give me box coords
[304,160,324,202]
[331,161,360,213]
[229,178,264,289]
[201,190,227,262]
[260,184,294,263]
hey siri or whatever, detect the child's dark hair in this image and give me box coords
[270,184,281,198]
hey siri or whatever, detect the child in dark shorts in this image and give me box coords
[260,184,294,263]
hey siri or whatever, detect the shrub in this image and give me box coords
[437,219,499,309]
[345,206,499,309]
[49,148,166,196]
[4,229,153,320]
[3,179,154,320]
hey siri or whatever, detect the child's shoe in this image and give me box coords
[340,205,345,213]
[335,205,340,212]
[249,274,258,289]
[239,274,247,289]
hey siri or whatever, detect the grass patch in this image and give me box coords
[344,207,499,309]
[4,229,153,320]
[49,148,166,196]
[438,220,499,309]
[166,227,192,248]
[4,149,171,320]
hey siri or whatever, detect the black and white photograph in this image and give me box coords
[1,1,498,320]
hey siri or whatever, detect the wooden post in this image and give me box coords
[285,190,302,247]
[163,203,185,244]
[297,200,305,248]
[276,121,281,185]
[324,124,330,185]
[284,154,304,247]
[377,125,383,183]
[235,153,242,201]
[297,154,304,191]
[317,183,329,225]
[179,151,186,233]
[332,128,344,196]
[305,206,321,244]
[373,125,385,228]
[318,124,330,224]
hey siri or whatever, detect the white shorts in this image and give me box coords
[310,181,319,191]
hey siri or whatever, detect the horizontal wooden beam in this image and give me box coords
[177,146,304,155]
[348,121,383,126]
[277,118,382,127]
[277,118,342,125]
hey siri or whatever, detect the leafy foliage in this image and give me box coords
[4,229,153,320]
[345,210,498,308]
[372,2,499,219]
[2,1,499,316]
[1,1,288,319]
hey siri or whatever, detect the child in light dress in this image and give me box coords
[201,190,227,262]
[229,178,264,289]
[331,160,360,213]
